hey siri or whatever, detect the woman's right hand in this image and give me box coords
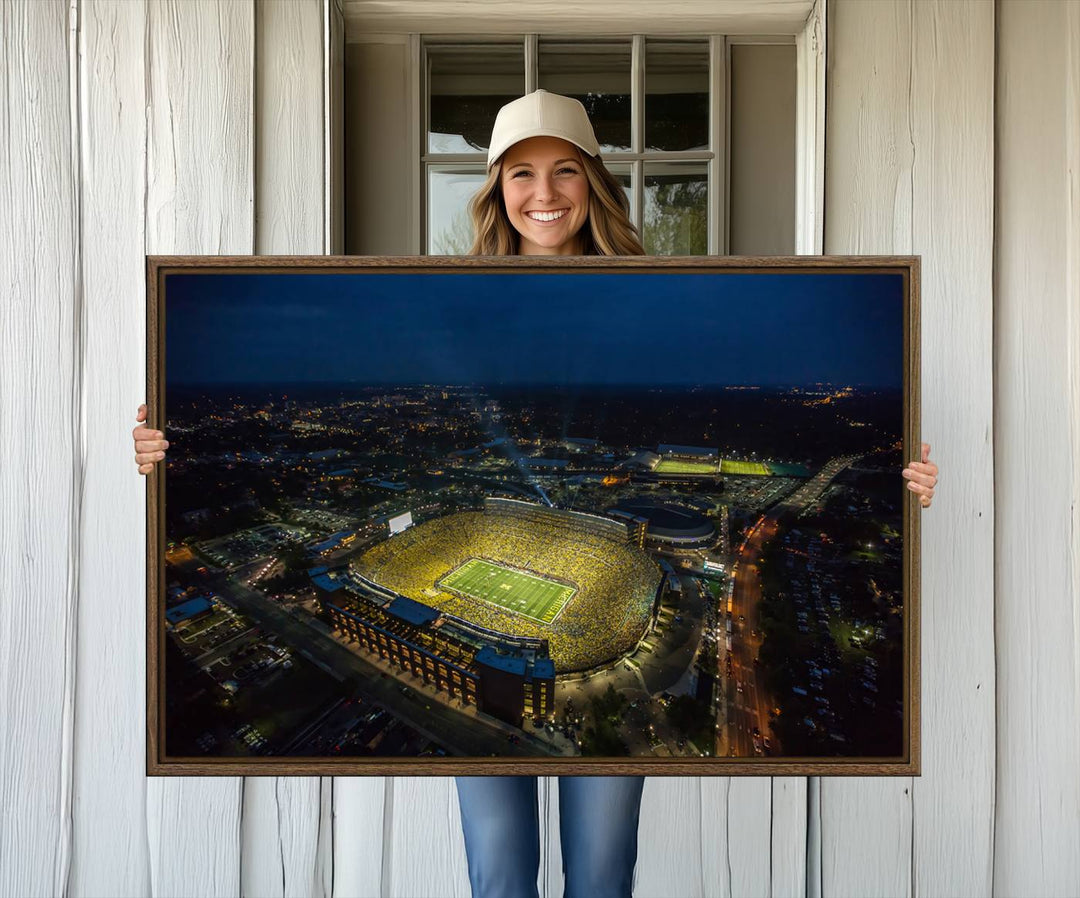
[133,403,169,475]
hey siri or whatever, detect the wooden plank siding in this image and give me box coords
[823,2,996,895]
[70,1,152,896]
[0,2,80,896]
[993,1,1080,893]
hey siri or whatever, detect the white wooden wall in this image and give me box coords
[823,1,995,894]
[1,1,1077,896]
[994,0,1080,892]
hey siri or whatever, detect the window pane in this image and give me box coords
[428,167,487,254]
[643,163,707,255]
[428,44,524,154]
[538,41,632,153]
[645,40,709,152]
[604,163,634,221]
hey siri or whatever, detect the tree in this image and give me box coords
[433,211,474,255]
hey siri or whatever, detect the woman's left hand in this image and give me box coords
[902,442,938,508]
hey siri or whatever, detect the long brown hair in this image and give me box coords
[467,149,645,256]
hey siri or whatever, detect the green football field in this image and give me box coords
[438,558,576,625]
[654,459,718,474]
[720,458,772,476]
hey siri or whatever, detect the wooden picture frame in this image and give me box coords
[146,254,920,776]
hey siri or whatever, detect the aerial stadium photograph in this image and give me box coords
[150,258,917,773]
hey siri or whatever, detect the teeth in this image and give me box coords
[527,209,567,222]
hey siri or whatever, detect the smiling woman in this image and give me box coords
[466,89,644,257]
[500,137,591,254]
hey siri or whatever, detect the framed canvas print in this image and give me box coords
[146,255,920,776]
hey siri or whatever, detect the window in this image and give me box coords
[423,36,727,256]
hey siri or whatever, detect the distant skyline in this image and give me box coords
[166,271,905,389]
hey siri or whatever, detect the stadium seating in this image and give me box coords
[352,506,661,671]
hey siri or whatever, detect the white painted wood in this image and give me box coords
[994,1,1080,893]
[908,3,995,896]
[770,778,808,898]
[327,0,346,254]
[342,0,815,39]
[708,35,725,256]
[699,779,732,897]
[539,776,559,898]
[0,1,78,896]
[631,33,644,231]
[384,777,471,898]
[696,777,787,897]
[727,779,773,895]
[314,777,335,897]
[824,3,996,897]
[407,34,422,254]
[144,1,254,894]
[821,780,912,898]
[242,777,326,898]
[334,778,388,897]
[144,0,255,258]
[69,1,152,896]
[636,777,707,897]
[794,0,824,255]
[821,3,914,893]
[806,778,821,898]
[255,0,326,256]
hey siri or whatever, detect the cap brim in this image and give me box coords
[487,131,599,168]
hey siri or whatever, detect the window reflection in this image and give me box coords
[645,40,709,152]
[428,44,525,154]
[643,163,708,255]
[538,41,632,153]
[428,168,487,254]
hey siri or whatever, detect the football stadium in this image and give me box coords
[349,498,663,672]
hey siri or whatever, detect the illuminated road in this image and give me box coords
[720,455,861,757]
[725,515,780,758]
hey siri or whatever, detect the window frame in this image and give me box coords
[409,3,825,257]
[421,33,725,255]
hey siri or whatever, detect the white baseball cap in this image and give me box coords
[486,89,601,169]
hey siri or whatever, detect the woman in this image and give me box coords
[132,91,939,898]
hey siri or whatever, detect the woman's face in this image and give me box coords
[499,136,590,255]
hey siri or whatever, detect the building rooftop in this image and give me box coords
[531,658,555,679]
[387,595,441,627]
[165,596,213,624]
[311,572,345,593]
[475,646,527,675]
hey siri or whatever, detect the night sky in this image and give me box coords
[165,271,904,388]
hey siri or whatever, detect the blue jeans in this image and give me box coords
[454,775,646,898]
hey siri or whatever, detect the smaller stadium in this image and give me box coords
[611,499,717,550]
[650,444,809,477]
[654,458,719,475]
